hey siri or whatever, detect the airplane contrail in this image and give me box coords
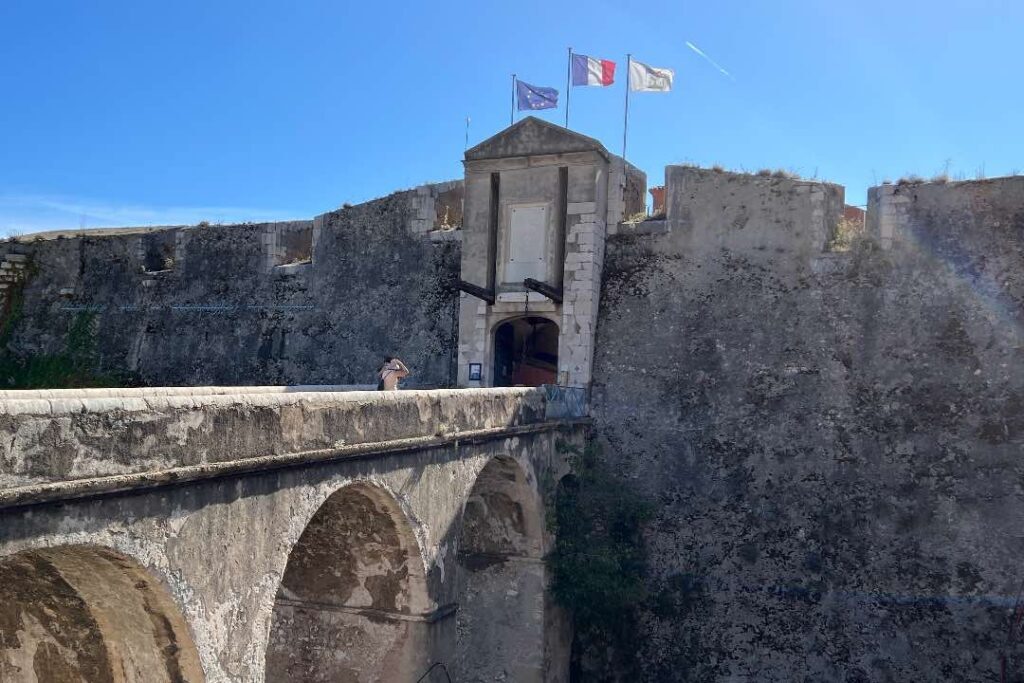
[685,41,735,80]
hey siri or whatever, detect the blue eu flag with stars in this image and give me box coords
[516,80,558,111]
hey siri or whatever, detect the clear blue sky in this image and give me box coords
[2,0,1022,233]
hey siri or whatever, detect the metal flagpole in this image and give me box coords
[465,116,470,149]
[622,54,631,166]
[511,74,517,126]
[565,47,572,128]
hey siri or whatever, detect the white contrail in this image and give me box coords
[685,41,735,80]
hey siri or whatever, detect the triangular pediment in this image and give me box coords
[465,117,608,161]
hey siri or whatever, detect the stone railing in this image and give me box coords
[0,387,565,494]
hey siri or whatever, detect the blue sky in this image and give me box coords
[1,0,1021,233]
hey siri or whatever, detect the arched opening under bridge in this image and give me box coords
[265,483,433,683]
[454,455,554,682]
[0,545,205,683]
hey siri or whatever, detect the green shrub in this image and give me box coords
[0,266,126,389]
[547,440,653,679]
[0,311,126,389]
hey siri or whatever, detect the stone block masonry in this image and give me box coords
[0,252,30,318]
[0,182,463,388]
[411,180,464,235]
[262,220,317,271]
[456,117,643,390]
[558,187,607,388]
[868,176,1024,254]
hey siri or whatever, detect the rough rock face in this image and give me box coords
[1,189,460,388]
[591,171,1024,681]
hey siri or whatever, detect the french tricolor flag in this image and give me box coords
[571,53,615,87]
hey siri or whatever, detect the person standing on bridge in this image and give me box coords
[378,356,410,391]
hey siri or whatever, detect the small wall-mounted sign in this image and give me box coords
[468,363,482,381]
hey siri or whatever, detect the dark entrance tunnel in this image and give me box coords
[0,545,205,683]
[264,483,431,683]
[493,316,559,387]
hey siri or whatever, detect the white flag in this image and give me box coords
[629,60,674,92]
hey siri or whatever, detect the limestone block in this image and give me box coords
[567,202,596,215]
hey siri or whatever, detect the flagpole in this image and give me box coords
[511,74,517,126]
[565,47,572,128]
[622,54,631,167]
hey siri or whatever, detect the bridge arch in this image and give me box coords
[265,481,433,682]
[0,545,205,683]
[454,453,555,681]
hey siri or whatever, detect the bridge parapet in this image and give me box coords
[0,387,564,500]
[0,383,378,399]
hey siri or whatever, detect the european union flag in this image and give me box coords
[516,80,558,111]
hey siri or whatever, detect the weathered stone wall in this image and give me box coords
[607,156,647,223]
[591,168,1024,680]
[0,185,462,388]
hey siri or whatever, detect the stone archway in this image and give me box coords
[454,455,552,682]
[0,545,205,683]
[493,316,560,387]
[265,482,432,683]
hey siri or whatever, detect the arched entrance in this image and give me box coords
[0,546,205,683]
[454,455,550,682]
[265,483,431,683]
[493,316,559,387]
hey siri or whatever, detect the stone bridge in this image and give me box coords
[0,386,586,683]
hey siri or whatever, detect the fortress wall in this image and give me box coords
[591,169,1024,680]
[662,165,844,254]
[869,175,1024,252]
[607,155,647,223]
[0,183,463,387]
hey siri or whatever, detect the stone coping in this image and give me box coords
[0,387,540,417]
[0,388,550,489]
[0,384,378,402]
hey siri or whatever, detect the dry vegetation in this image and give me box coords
[829,216,865,252]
